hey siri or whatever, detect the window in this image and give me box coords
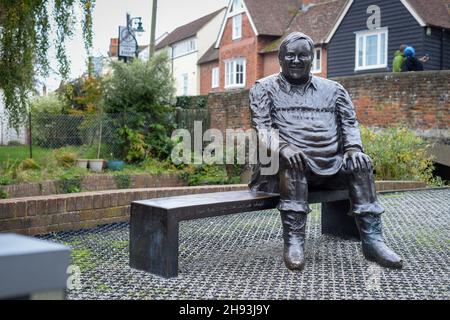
[172,38,197,58]
[181,73,188,95]
[225,58,246,88]
[355,28,388,70]
[232,14,242,40]
[311,48,322,73]
[211,67,219,88]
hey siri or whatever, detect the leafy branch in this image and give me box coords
[0,0,96,129]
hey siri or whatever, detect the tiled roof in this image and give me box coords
[261,0,347,53]
[286,0,347,43]
[244,0,300,36]
[407,0,450,29]
[198,44,219,64]
[155,8,226,50]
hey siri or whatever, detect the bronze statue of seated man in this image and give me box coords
[249,32,402,270]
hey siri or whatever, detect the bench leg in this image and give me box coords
[129,204,179,278]
[321,200,360,240]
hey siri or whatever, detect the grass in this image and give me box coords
[71,247,97,272]
[96,283,113,292]
[0,145,53,164]
[111,240,129,250]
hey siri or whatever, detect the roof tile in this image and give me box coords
[198,44,219,64]
[156,8,225,50]
[244,0,300,36]
[407,0,450,29]
[261,0,347,53]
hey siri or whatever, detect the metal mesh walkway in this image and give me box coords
[38,188,450,300]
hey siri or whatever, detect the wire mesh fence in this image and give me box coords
[30,113,123,159]
[20,108,212,161]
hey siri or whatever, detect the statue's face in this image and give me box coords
[279,39,313,83]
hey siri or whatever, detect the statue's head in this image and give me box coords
[278,32,314,84]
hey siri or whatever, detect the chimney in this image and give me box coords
[108,38,119,57]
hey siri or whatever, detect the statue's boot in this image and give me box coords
[280,210,307,270]
[354,213,403,269]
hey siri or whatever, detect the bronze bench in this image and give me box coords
[129,190,359,278]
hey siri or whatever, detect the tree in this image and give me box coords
[102,53,176,161]
[0,0,95,129]
[58,75,103,115]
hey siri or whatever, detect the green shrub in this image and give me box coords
[140,157,177,174]
[117,126,148,163]
[0,187,8,199]
[176,95,207,109]
[180,164,229,186]
[57,173,82,194]
[177,146,245,186]
[53,149,77,168]
[114,174,131,189]
[102,53,176,161]
[0,175,13,185]
[361,126,440,185]
[0,158,20,184]
[20,158,41,170]
[180,163,243,186]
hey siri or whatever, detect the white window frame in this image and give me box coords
[355,28,388,71]
[181,73,188,96]
[232,14,242,40]
[224,58,246,89]
[211,67,219,88]
[230,0,244,14]
[311,48,322,74]
[172,37,197,59]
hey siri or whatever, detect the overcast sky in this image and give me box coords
[44,0,228,90]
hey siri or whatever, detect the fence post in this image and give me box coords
[28,110,33,159]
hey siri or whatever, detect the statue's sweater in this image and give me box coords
[249,73,363,184]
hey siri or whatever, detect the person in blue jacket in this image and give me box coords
[401,46,425,72]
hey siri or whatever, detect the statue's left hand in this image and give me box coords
[343,149,372,172]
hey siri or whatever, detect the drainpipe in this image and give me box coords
[170,45,174,75]
[441,28,445,69]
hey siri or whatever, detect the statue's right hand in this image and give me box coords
[280,145,306,171]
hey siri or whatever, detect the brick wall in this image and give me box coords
[0,185,248,236]
[262,52,280,77]
[0,182,427,236]
[256,36,278,80]
[219,13,257,91]
[3,173,186,199]
[199,61,220,95]
[333,71,450,139]
[205,70,450,141]
[207,90,252,134]
[314,47,327,79]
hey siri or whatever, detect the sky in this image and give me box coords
[45,0,229,91]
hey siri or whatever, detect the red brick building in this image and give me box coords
[198,0,348,95]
